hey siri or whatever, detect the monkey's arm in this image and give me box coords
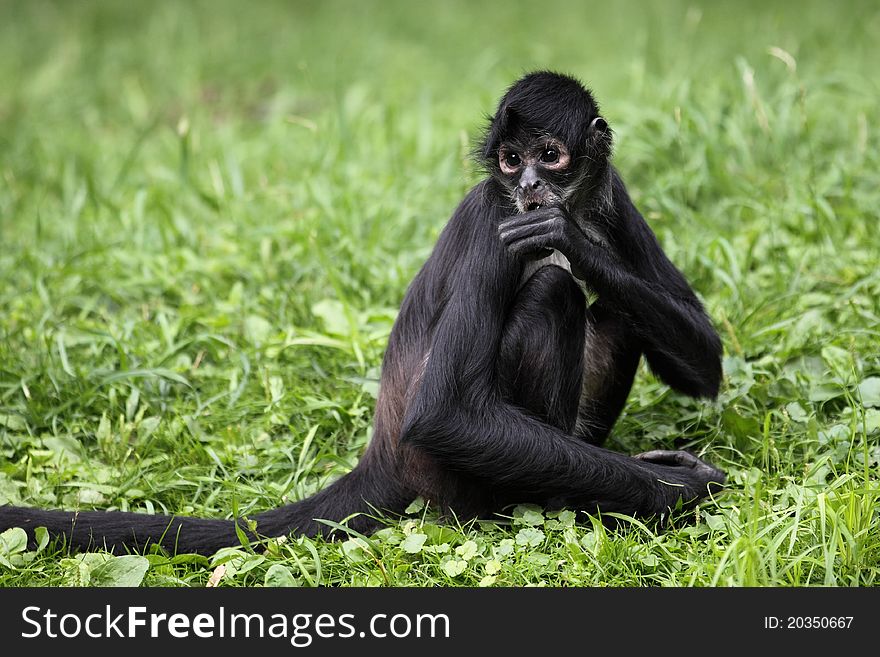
[399,187,723,513]
[499,207,722,399]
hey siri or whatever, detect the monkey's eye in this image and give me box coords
[540,148,559,164]
[503,152,521,168]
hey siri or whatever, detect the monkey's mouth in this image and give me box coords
[517,190,558,213]
[515,188,558,213]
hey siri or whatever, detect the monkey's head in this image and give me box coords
[480,71,612,213]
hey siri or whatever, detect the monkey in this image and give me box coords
[0,71,725,556]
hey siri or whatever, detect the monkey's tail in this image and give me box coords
[0,463,411,557]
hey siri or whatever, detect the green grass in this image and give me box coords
[1,0,879,587]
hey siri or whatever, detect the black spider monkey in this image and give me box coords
[0,71,725,556]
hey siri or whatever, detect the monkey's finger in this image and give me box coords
[634,450,726,489]
[498,209,563,233]
[499,219,555,244]
[634,449,700,468]
[498,216,540,233]
[504,234,555,257]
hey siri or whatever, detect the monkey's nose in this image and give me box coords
[519,168,542,190]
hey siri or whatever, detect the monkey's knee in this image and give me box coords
[520,264,586,321]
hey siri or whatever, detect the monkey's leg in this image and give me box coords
[576,301,641,445]
[497,264,586,433]
[497,267,640,444]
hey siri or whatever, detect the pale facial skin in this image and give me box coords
[497,138,572,213]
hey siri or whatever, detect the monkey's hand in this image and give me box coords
[499,206,596,264]
[633,449,726,512]
[499,206,630,296]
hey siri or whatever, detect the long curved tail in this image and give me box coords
[0,464,411,556]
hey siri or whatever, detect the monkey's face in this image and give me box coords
[495,135,576,214]
[480,73,613,213]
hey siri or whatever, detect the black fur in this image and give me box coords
[0,71,725,556]
[481,71,607,162]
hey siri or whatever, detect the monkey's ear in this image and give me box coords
[589,116,608,133]
[587,115,612,155]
